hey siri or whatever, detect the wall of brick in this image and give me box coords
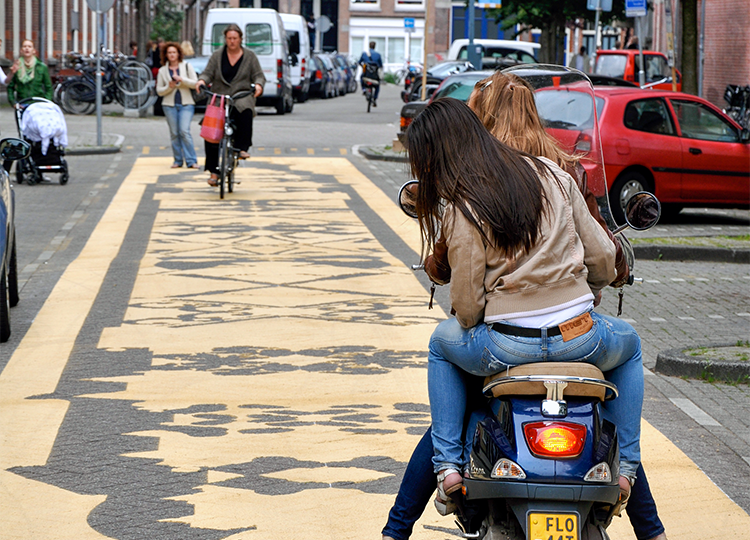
[702,0,750,108]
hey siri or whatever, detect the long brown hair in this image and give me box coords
[468,72,578,171]
[406,98,548,258]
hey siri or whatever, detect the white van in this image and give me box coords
[202,8,294,115]
[448,39,541,65]
[279,13,312,102]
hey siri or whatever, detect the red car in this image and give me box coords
[594,50,682,91]
[594,87,750,222]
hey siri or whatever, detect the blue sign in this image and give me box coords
[404,18,415,29]
[587,0,612,11]
[626,0,647,17]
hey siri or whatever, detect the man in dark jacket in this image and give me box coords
[359,41,383,105]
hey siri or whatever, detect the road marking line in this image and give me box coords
[646,279,661,283]
[678,316,696,320]
[738,313,750,317]
[142,146,150,154]
[669,398,721,426]
[649,317,667,322]
[708,315,725,319]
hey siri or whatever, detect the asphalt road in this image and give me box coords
[0,83,748,540]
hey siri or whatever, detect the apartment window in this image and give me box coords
[351,0,380,11]
[396,0,425,10]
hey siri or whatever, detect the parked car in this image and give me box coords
[332,53,357,93]
[322,53,346,96]
[398,71,492,144]
[594,50,682,91]
[0,138,29,342]
[202,8,294,114]
[310,54,335,99]
[280,13,313,102]
[401,60,475,103]
[593,87,749,222]
[448,39,540,62]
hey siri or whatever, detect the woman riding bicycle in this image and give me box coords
[195,23,265,187]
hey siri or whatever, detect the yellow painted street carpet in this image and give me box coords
[0,157,748,539]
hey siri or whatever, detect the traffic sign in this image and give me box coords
[626,0,647,17]
[86,0,115,13]
[404,17,415,34]
[587,0,612,11]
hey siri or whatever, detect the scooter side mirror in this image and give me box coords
[398,180,419,219]
[624,192,661,231]
[0,138,31,161]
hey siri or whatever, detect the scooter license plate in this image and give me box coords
[527,512,578,540]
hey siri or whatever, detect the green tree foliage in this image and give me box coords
[489,0,625,64]
[150,0,184,43]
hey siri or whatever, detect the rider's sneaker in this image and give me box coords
[373,101,377,107]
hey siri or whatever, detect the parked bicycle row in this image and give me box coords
[53,49,155,115]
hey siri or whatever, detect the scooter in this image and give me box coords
[396,65,662,540]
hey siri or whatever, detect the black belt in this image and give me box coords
[491,322,562,338]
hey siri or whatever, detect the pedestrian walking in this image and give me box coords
[6,39,53,104]
[156,42,200,169]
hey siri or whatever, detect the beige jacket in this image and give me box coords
[156,62,198,106]
[444,157,616,329]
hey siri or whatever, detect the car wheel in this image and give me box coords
[8,237,18,308]
[275,95,285,115]
[286,92,294,113]
[609,171,650,225]
[0,268,11,342]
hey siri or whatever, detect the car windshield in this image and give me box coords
[432,74,488,101]
[535,88,596,130]
[595,55,627,78]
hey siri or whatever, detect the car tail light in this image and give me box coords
[524,421,586,458]
[574,132,592,153]
[277,58,283,90]
[316,69,322,81]
[301,58,306,79]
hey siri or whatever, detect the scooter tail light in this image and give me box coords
[400,116,413,129]
[491,458,526,479]
[584,462,612,483]
[524,421,586,458]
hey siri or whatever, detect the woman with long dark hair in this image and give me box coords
[406,98,643,521]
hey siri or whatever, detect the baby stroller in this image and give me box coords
[13,97,70,185]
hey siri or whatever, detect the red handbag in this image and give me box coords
[200,94,225,144]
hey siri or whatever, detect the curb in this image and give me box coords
[66,134,125,156]
[358,145,407,163]
[633,245,750,264]
[655,344,750,383]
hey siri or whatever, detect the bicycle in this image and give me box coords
[361,64,379,113]
[201,87,255,199]
[56,50,154,115]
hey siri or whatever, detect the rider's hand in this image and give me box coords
[10,59,19,75]
[254,84,263,98]
[195,80,205,94]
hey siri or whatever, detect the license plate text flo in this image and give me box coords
[527,512,578,540]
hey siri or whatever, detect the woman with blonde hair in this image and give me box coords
[6,39,52,104]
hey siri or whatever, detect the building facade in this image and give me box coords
[1,0,748,109]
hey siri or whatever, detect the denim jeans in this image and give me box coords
[163,104,198,167]
[382,429,663,540]
[428,311,643,480]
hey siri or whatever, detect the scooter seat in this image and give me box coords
[483,362,609,401]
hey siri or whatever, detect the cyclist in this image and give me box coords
[359,41,382,107]
[195,23,265,187]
